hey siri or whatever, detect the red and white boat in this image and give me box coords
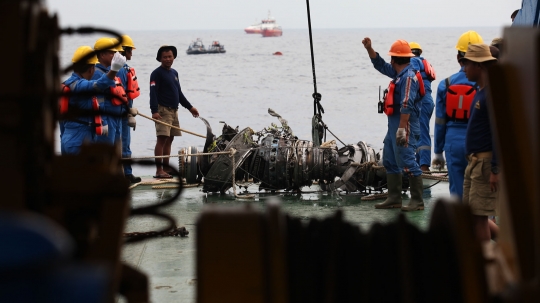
[260,11,282,37]
[244,21,262,34]
[244,11,282,37]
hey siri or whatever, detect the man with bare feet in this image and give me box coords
[149,45,199,178]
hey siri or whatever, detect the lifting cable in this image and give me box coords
[305,0,345,147]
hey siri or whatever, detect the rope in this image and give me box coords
[360,176,446,201]
[305,0,319,115]
[306,0,329,148]
[355,162,449,182]
[152,184,200,189]
[129,179,181,190]
[137,111,206,138]
[421,174,449,182]
[125,150,231,160]
[422,170,448,174]
[323,126,346,146]
[129,148,255,199]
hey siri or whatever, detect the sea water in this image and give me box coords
[56,27,502,177]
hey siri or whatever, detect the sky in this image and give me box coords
[46,0,522,31]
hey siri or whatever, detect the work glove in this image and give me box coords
[129,107,138,116]
[432,153,446,170]
[101,125,109,137]
[127,114,136,130]
[396,128,406,146]
[110,52,127,72]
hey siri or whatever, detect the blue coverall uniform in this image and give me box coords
[119,64,134,175]
[371,54,423,177]
[61,72,114,155]
[413,56,435,168]
[93,64,128,145]
[434,67,475,198]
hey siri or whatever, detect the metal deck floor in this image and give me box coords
[121,177,454,303]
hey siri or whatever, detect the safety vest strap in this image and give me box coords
[92,96,103,136]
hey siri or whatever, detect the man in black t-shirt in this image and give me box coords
[149,45,200,178]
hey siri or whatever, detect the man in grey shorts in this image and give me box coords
[149,45,199,178]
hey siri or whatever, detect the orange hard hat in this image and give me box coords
[388,40,415,57]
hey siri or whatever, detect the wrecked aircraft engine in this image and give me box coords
[179,109,385,194]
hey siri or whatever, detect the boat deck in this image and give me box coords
[121,176,452,303]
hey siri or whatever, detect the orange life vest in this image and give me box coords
[422,59,436,82]
[111,76,128,106]
[59,82,104,135]
[445,77,476,121]
[383,71,425,116]
[126,67,140,100]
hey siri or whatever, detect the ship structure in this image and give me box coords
[244,20,262,34]
[244,10,283,37]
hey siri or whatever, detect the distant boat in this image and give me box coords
[206,41,226,54]
[244,21,262,34]
[186,39,226,55]
[260,11,282,37]
[186,38,206,55]
[244,11,283,37]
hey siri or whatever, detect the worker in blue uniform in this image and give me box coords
[118,35,141,184]
[409,42,436,172]
[92,37,128,147]
[433,30,483,199]
[362,37,425,211]
[61,46,126,155]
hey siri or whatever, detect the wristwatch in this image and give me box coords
[491,166,499,175]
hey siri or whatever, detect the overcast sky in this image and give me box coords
[47,0,522,31]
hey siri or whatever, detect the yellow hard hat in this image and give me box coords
[121,35,136,49]
[71,46,98,64]
[455,31,484,53]
[109,38,125,52]
[409,42,422,50]
[93,37,121,52]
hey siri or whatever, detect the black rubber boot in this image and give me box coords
[125,174,142,184]
[375,174,403,209]
[401,175,424,211]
